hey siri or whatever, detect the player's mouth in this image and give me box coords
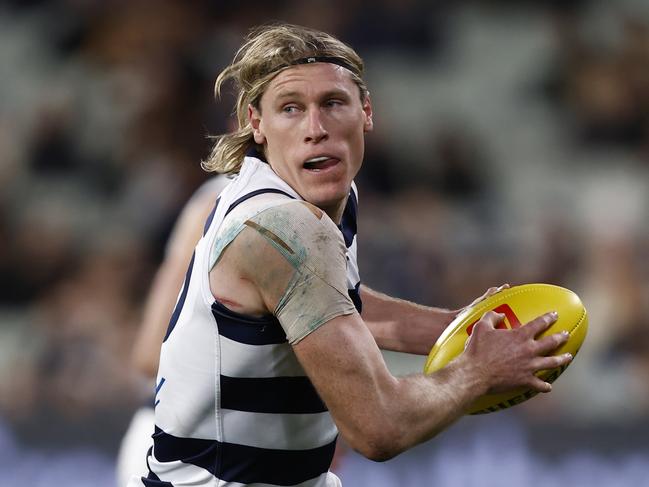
[303,155,340,172]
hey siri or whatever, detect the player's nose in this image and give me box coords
[304,108,328,143]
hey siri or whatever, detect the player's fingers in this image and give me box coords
[485,284,510,298]
[528,376,553,393]
[532,353,573,372]
[476,311,506,331]
[522,311,558,337]
[470,284,510,307]
[534,331,570,355]
[466,312,504,346]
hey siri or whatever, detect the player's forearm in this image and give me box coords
[340,355,487,461]
[360,285,456,355]
[390,357,487,452]
[131,263,186,378]
[295,313,488,462]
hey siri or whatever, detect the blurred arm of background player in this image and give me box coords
[117,177,227,487]
[130,177,228,381]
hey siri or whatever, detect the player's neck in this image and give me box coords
[320,199,346,224]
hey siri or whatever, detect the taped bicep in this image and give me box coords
[241,201,356,344]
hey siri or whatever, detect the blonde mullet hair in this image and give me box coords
[202,23,367,174]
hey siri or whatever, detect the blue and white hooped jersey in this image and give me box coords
[135,154,361,487]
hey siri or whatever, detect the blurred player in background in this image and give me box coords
[117,176,228,487]
[128,24,572,487]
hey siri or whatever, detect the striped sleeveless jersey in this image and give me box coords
[135,154,361,486]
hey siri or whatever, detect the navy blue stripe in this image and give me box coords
[225,188,295,217]
[349,281,362,314]
[144,446,174,486]
[211,300,287,345]
[153,426,336,486]
[154,377,165,407]
[202,197,220,236]
[219,437,335,485]
[153,427,215,465]
[142,475,173,487]
[339,189,358,248]
[163,253,195,342]
[220,375,327,413]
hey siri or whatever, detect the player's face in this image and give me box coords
[249,63,373,222]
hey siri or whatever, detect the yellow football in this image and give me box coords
[424,283,588,414]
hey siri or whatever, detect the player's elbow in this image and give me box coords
[131,349,158,379]
[360,443,399,463]
[346,423,406,462]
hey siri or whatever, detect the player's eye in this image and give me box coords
[325,99,343,108]
[282,105,299,113]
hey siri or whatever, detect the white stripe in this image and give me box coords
[222,472,338,487]
[221,409,337,450]
[346,236,360,288]
[156,398,217,440]
[156,308,218,439]
[219,336,305,378]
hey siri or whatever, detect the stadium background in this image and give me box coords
[1,0,648,485]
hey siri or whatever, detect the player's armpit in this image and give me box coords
[215,225,297,317]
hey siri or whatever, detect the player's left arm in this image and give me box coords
[360,284,509,355]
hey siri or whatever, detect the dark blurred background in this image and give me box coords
[1,0,648,485]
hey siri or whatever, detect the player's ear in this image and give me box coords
[362,93,373,133]
[248,104,266,144]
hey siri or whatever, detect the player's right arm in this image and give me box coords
[213,201,572,462]
[293,310,570,461]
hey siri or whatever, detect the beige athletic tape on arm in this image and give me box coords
[245,201,357,344]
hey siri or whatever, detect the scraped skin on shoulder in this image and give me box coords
[210,200,357,343]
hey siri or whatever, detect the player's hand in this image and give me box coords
[461,310,573,394]
[469,283,510,308]
[452,284,510,316]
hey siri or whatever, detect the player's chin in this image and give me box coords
[301,167,349,189]
[304,186,350,213]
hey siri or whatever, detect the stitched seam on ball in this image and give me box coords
[568,307,587,336]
